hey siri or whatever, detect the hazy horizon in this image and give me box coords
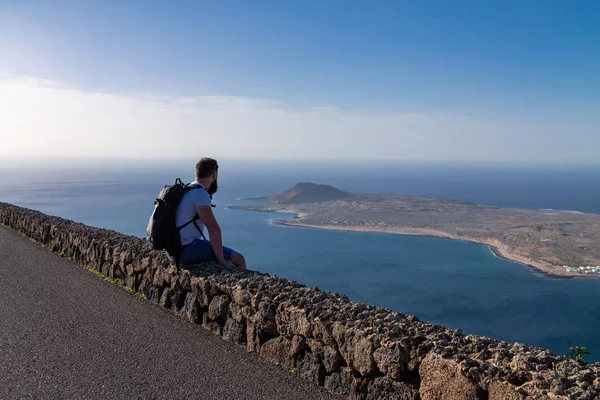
[2,154,600,169]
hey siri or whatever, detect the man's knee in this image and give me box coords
[235,252,245,263]
[233,252,246,267]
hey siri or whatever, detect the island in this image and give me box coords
[229,183,600,278]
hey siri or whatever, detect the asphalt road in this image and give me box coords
[0,225,340,400]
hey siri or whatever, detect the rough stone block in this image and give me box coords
[170,290,187,311]
[373,341,410,380]
[100,262,111,276]
[222,318,246,345]
[125,263,135,277]
[276,306,311,337]
[332,323,376,377]
[232,285,251,306]
[295,351,325,386]
[307,339,343,373]
[111,247,121,267]
[260,336,289,366]
[138,268,153,293]
[324,368,367,400]
[138,256,151,272]
[120,250,132,268]
[125,276,136,292]
[208,295,231,321]
[312,317,336,347]
[172,270,191,293]
[289,335,306,358]
[254,301,277,334]
[193,278,212,307]
[246,321,260,353]
[229,303,244,323]
[366,377,418,400]
[202,313,222,336]
[109,263,125,280]
[145,286,163,303]
[181,292,201,323]
[487,381,524,399]
[153,266,168,288]
[419,353,481,400]
[159,288,173,309]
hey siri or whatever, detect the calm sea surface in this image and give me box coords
[1,159,599,362]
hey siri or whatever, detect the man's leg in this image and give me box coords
[179,239,213,266]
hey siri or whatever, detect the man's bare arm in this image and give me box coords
[196,205,228,265]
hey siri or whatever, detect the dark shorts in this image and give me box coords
[179,238,236,266]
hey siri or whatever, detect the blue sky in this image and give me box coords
[0,0,598,162]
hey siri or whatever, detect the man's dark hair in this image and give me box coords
[196,157,219,180]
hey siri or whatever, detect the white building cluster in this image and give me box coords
[563,265,600,274]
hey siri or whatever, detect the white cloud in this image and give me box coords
[0,75,597,163]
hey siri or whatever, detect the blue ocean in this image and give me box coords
[2,159,599,362]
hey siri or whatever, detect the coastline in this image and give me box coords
[268,217,586,279]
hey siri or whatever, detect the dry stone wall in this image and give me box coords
[1,202,599,400]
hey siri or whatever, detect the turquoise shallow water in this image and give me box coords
[1,160,599,362]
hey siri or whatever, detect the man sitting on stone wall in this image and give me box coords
[175,157,246,269]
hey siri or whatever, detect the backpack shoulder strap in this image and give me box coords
[183,183,216,207]
[175,182,214,234]
[183,182,208,194]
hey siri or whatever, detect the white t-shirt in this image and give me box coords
[175,181,212,246]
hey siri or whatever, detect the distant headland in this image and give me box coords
[230,183,600,278]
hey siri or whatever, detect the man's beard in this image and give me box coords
[208,180,218,197]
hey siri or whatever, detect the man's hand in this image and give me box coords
[219,259,234,267]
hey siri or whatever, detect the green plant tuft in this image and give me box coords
[567,344,591,363]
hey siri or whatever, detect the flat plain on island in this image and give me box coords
[229,183,600,278]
